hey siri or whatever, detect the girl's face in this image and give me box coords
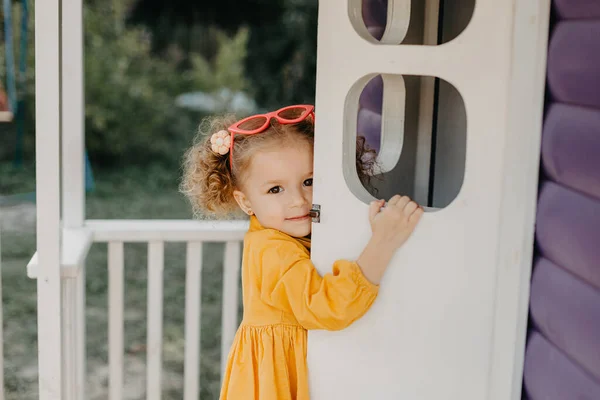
[233,140,314,238]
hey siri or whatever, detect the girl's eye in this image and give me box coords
[268,186,282,194]
[304,178,313,187]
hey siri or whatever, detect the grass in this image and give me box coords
[1,162,241,399]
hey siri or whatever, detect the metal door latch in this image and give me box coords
[309,204,321,223]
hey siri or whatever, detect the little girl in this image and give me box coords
[180,104,423,399]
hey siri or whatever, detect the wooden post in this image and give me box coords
[61,0,85,229]
[35,0,63,397]
[60,0,86,397]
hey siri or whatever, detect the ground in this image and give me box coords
[0,165,237,399]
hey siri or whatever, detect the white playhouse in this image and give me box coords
[17,0,600,399]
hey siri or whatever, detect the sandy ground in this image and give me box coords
[0,203,36,233]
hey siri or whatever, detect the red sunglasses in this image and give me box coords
[227,104,315,167]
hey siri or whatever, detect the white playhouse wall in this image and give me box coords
[308,0,550,399]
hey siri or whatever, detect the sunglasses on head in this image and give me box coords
[227,104,315,167]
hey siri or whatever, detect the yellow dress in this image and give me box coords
[219,216,379,400]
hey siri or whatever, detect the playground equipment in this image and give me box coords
[1,0,27,164]
[0,0,93,205]
[21,0,600,399]
[0,0,27,124]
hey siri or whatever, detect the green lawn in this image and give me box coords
[1,163,240,399]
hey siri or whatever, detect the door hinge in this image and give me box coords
[310,204,321,223]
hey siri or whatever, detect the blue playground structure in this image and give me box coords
[0,0,94,206]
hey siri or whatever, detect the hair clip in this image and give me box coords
[210,130,232,155]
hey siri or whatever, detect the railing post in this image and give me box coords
[108,242,124,400]
[61,277,79,400]
[184,242,203,400]
[59,264,86,400]
[221,241,242,381]
[0,212,4,400]
[77,265,86,400]
[61,0,86,397]
[35,0,63,397]
[147,241,165,400]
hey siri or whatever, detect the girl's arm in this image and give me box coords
[258,237,379,331]
[259,194,422,331]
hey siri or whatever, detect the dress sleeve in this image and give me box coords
[257,234,379,331]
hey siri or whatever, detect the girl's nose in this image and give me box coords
[290,190,309,208]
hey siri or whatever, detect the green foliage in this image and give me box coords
[83,4,251,167]
[0,0,252,169]
[186,27,250,93]
[127,0,319,109]
[84,4,187,166]
[244,0,318,108]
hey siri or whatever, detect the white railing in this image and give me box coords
[0,223,4,400]
[34,0,250,397]
[28,219,248,400]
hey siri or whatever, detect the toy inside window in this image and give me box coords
[348,73,466,210]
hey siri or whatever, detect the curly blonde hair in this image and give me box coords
[180,113,378,218]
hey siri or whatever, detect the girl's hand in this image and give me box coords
[356,195,423,285]
[368,195,423,251]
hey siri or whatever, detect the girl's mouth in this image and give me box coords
[286,214,310,221]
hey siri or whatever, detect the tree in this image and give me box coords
[127,0,318,108]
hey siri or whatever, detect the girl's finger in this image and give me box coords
[387,195,402,206]
[404,201,418,216]
[369,199,384,222]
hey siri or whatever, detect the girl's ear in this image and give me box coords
[233,189,253,215]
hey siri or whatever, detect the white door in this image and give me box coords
[308,0,551,399]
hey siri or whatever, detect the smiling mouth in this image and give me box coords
[286,214,310,221]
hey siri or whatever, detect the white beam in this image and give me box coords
[86,219,249,242]
[35,0,63,398]
[61,0,85,228]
